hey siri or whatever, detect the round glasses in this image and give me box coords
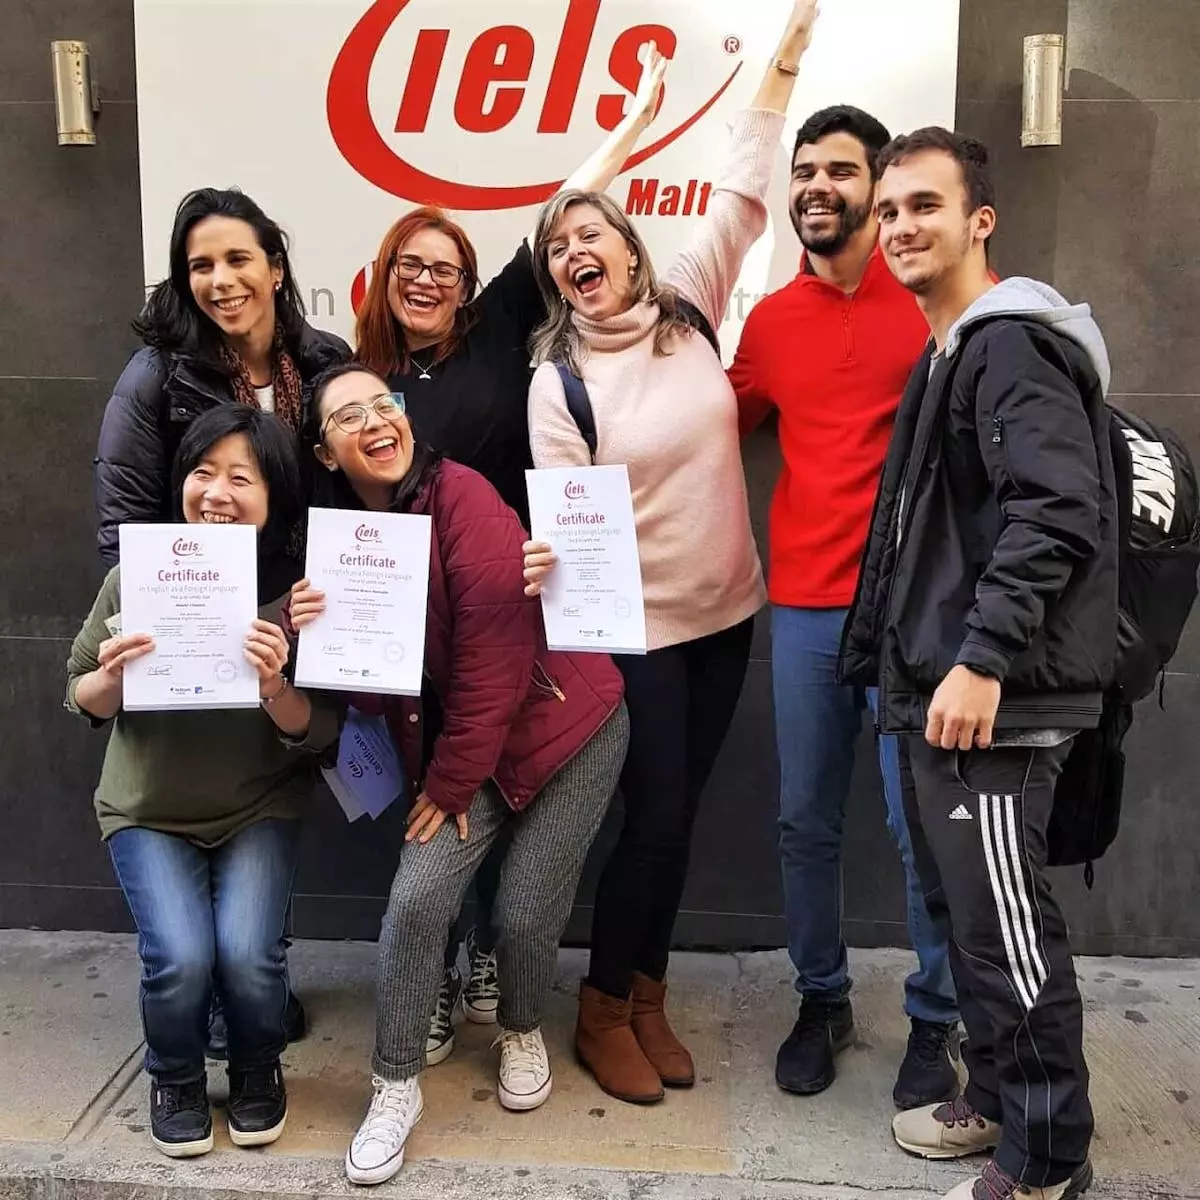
[322,392,405,437]
[391,254,467,287]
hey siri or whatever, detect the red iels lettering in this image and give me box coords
[596,24,675,130]
[393,0,670,136]
[537,0,600,134]
[395,28,448,132]
[455,25,535,134]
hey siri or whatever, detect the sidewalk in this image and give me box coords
[1,931,1197,1200]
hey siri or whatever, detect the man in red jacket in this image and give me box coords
[729,106,959,1108]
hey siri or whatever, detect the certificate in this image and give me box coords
[321,707,408,823]
[118,523,260,711]
[525,465,647,655]
[294,508,431,695]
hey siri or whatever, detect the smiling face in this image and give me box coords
[314,370,416,505]
[876,148,995,295]
[186,216,282,345]
[180,432,269,530]
[545,202,639,321]
[386,226,468,351]
[789,131,876,257]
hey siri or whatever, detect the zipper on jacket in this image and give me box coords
[842,307,853,359]
[533,662,566,702]
[992,417,1003,444]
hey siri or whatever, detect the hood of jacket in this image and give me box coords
[944,276,1111,395]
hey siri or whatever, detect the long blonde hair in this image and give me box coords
[530,189,699,375]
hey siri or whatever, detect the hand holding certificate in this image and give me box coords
[118,523,261,710]
[293,508,432,695]
[525,465,647,654]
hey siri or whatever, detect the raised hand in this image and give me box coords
[244,619,291,696]
[289,577,327,629]
[629,40,669,129]
[522,540,558,598]
[96,633,155,678]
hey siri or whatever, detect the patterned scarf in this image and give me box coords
[220,326,304,431]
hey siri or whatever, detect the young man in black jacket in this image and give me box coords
[840,128,1117,1200]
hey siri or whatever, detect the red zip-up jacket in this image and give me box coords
[347,460,624,815]
[729,249,930,608]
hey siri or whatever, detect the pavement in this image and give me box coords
[0,931,1197,1200]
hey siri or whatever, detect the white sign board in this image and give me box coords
[134,0,960,356]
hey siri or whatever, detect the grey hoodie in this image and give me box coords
[943,276,1111,396]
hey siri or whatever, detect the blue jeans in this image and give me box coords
[772,606,957,1025]
[108,818,301,1084]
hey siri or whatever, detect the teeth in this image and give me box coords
[201,512,235,523]
[366,438,396,452]
[214,297,248,311]
[573,267,602,285]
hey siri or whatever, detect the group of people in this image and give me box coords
[68,3,1113,1198]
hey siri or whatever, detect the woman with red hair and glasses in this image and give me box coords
[350,47,668,1073]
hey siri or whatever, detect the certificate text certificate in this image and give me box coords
[294,508,432,695]
[526,465,647,655]
[118,523,260,711]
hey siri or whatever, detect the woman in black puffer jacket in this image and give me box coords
[95,187,349,565]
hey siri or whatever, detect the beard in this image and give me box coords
[790,193,873,256]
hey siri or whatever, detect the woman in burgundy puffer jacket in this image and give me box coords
[291,362,627,1186]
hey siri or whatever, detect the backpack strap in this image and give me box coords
[554,363,597,463]
[675,295,721,358]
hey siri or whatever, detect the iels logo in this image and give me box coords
[355,523,383,543]
[327,0,742,210]
[564,480,587,500]
[172,538,201,557]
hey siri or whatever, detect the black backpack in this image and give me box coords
[554,296,720,460]
[1048,404,1200,881]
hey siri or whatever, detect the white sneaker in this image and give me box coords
[494,1027,552,1112]
[345,1076,424,1186]
[463,928,500,1024]
[425,967,461,1066]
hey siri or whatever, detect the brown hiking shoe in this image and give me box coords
[943,1158,1094,1200]
[575,982,664,1104]
[630,972,695,1088]
[893,1096,1001,1159]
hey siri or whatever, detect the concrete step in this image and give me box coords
[1,932,1197,1200]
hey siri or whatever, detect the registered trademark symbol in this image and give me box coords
[723,34,742,55]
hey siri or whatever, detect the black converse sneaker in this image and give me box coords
[226,1061,287,1147]
[149,1077,213,1158]
[463,928,500,1024]
[426,966,462,1066]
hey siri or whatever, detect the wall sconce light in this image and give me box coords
[51,40,100,145]
[1022,34,1065,147]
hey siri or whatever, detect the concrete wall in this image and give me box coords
[1,0,1196,955]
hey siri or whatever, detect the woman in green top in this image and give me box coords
[66,405,339,1160]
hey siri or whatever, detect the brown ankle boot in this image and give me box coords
[630,972,695,1088]
[575,982,664,1104]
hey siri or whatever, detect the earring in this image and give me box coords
[274,281,281,292]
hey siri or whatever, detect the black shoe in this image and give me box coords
[208,991,306,1060]
[775,997,855,1095]
[150,1077,213,1158]
[893,1018,961,1110]
[283,990,307,1043]
[226,1061,288,1147]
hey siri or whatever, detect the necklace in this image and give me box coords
[409,351,437,380]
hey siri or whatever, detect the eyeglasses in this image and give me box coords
[391,254,467,287]
[321,392,405,437]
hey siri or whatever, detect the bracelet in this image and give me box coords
[261,676,289,705]
[772,57,800,76]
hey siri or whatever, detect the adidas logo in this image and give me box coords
[949,804,973,821]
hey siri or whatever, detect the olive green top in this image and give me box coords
[66,567,341,846]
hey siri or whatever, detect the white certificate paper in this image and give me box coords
[526,465,647,655]
[294,508,432,695]
[118,523,260,711]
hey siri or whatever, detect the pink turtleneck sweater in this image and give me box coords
[528,109,780,652]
